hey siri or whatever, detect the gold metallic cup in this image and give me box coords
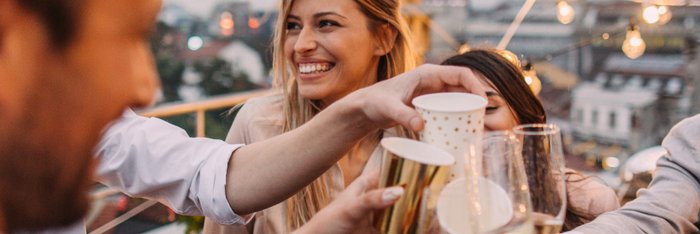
[374,137,455,234]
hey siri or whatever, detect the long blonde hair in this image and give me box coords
[270,0,417,230]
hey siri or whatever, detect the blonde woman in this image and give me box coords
[204,0,417,233]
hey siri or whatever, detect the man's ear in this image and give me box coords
[374,24,398,56]
[0,0,20,56]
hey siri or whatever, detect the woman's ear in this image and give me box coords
[374,24,398,56]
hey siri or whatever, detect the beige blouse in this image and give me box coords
[203,94,620,233]
[203,94,385,234]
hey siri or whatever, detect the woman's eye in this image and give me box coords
[319,20,338,28]
[486,106,498,111]
[286,22,301,31]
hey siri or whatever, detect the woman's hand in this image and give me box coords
[338,64,486,132]
[294,172,404,234]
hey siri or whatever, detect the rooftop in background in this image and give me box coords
[602,54,686,77]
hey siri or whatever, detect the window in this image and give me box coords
[632,113,641,130]
[577,109,584,124]
[592,110,598,126]
[609,112,616,130]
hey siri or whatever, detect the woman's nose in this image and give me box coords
[294,27,317,54]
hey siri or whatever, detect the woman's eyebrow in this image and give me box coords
[314,11,347,19]
[486,91,500,97]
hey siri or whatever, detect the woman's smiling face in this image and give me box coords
[284,0,386,107]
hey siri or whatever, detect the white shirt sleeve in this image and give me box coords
[94,109,250,225]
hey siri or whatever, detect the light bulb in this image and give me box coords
[496,50,520,67]
[219,11,235,36]
[524,71,542,95]
[458,44,471,54]
[557,1,575,25]
[522,62,542,95]
[642,5,660,24]
[187,36,204,51]
[657,5,672,25]
[622,25,646,59]
[219,12,235,30]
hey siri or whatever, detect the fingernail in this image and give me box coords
[382,187,405,204]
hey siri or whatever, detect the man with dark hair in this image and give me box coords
[0,0,486,232]
[0,0,160,230]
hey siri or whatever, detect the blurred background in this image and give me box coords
[87,0,700,233]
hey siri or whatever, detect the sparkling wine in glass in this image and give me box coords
[513,124,567,234]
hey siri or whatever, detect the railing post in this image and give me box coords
[196,109,206,137]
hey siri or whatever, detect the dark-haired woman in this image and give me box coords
[442,49,620,231]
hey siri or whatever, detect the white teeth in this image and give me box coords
[298,63,332,74]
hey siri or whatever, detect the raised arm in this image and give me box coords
[226,64,485,214]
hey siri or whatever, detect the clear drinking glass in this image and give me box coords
[436,131,533,234]
[513,124,567,234]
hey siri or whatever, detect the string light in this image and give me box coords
[187,36,204,51]
[219,11,235,36]
[556,0,575,25]
[657,5,672,25]
[521,60,542,95]
[642,4,672,25]
[622,23,646,59]
[642,4,660,24]
[458,43,471,54]
[496,49,521,67]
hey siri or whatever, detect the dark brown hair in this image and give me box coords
[441,49,546,124]
[18,0,82,49]
[441,49,589,231]
[1,1,87,231]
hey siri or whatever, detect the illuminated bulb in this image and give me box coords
[219,11,235,36]
[249,18,261,29]
[458,44,471,54]
[219,12,235,30]
[657,5,672,25]
[187,36,204,51]
[496,50,520,67]
[642,5,660,24]
[522,62,542,95]
[622,25,646,59]
[556,1,575,25]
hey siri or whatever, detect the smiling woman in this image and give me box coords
[203,0,417,233]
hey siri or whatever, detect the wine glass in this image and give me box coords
[513,124,567,234]
[436,131,533,234]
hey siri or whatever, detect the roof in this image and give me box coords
[572,83,658,107]
[603,54,686,76]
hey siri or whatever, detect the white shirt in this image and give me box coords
[29,110,249,233]
[96,109,249,225]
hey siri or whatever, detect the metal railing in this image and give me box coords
[89,88,271,234]
[138,89,272,137]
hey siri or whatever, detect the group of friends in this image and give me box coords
[1,0,699,233]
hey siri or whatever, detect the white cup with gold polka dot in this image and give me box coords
[412,92,487,180]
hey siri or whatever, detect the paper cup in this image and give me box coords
[412,92,487,180]
[374,137,455,234]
